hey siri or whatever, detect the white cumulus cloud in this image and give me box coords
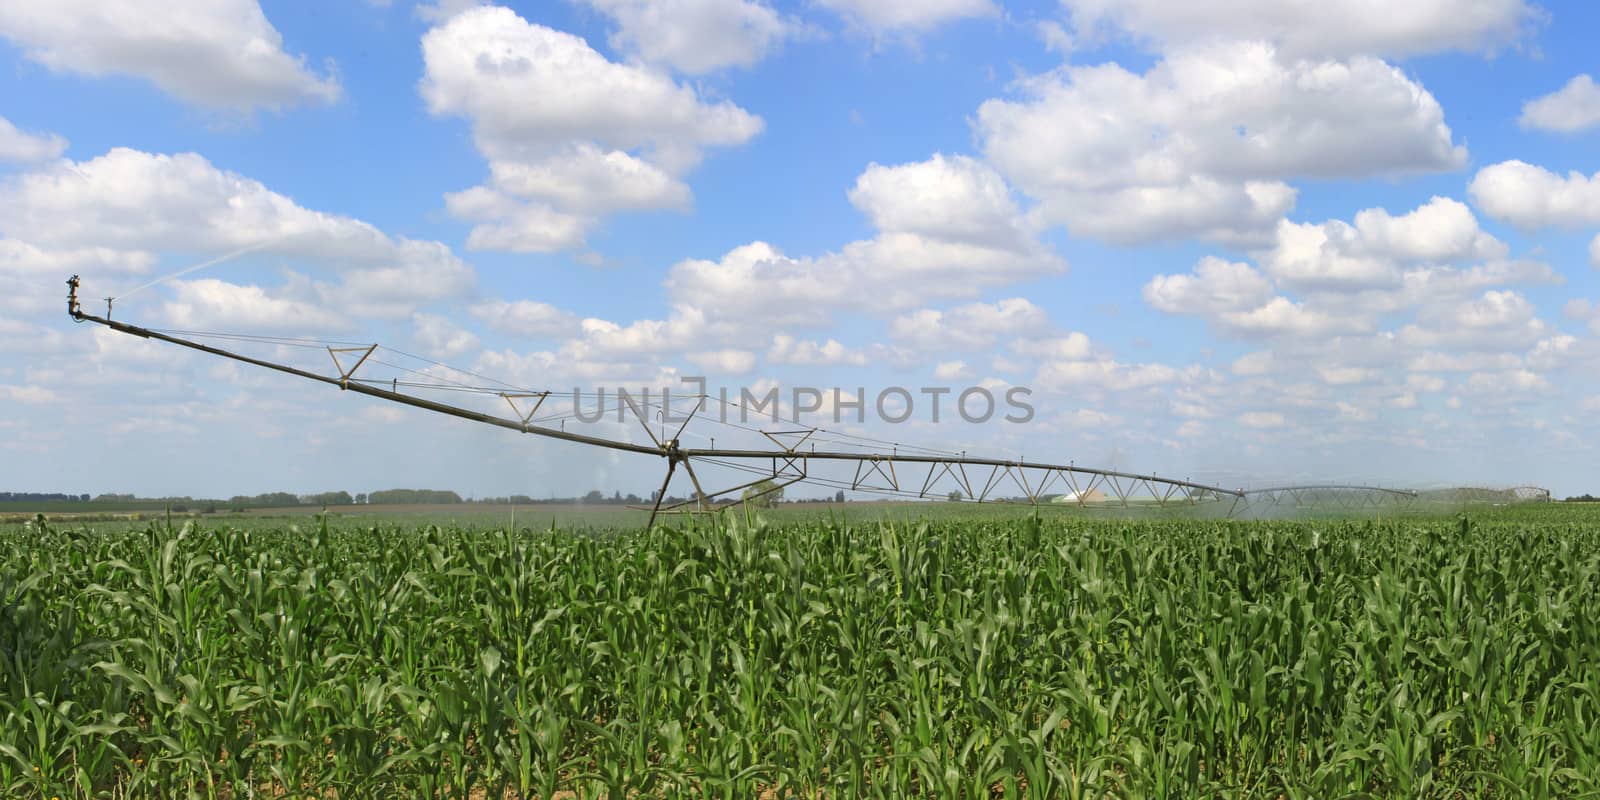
[816,0,995,34]
[0,148,474,322]
[767,335,868,366]
[976,42,1465,245]
[0,0,339,110]
[470,299,579,339]
[1469,160,1600,230]
[666,156,1063,327]
[1262,196,1506,292]
[580,0,799,74]
[890,298,1051,351]
[420,6,763,252]
[0,115,66,163]
[1058,0,1538,59]
[412,312,481,359]
[1238,410,1285,429]
[1143,257,1275,314]
[1519,75,1600,133]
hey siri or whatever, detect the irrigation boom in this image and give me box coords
[66,276,1542,520]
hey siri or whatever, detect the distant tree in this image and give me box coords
[947,490,963,502]
[582,490,604,504]
[742,480,784,508]
[1,492,86,503]
[354,493,368,505]
[368,489,462,505]
[301,491,354,506]
[835,490,846,503]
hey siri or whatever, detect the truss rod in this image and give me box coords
[677,448,1242,498]
[71,308,661,457]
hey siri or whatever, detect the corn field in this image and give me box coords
[4,508,1600,798]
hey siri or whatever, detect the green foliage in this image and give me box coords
[227,491,301,508]
[3,507,1600,796]
[742,479,784,508]
[299,491,354,506]
[366,488,463,505]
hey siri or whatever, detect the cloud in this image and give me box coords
[1,239,154,277]
[0,148,474,321]
[0,0,339,110]
[1238,410,1285,429]
[470,299,579,338]
[1,383,59,405]
[1216,297,1353,339]
[1469,160,1600,230]
[1525,334,1597,371]
[415,0,485,22]
[932,360,970,380]
[420,6,762,252]
[816,0,995,34]
[1143,257,1274,313]
[160,278,348,334]
[1519,75,1600,133]
[1316,366,1376,385]
[1057,0,1538,59]
[579,0,799,74]
[1465,369,1550,394]
[412,312,481,359]
[0,318,66,354]
[1405,351,1522,373]
[1407,374,1447,393]
[1144,197,1554,351]
[767,335,868,366]
[976,42,1465,245]
[1399,290,1548,351]
[1035,359,1178,392]
[849,154,1040,252]
[889,297,1051,351]
[1261,196,1506,292]
[1143,261,1352,340]
[0,116,66,163]
[563,307,709,363]
[687,348,757,375]
[1011,333,1093,361]
[1565,298,1595,321]
[665,156,1063,326]
[441,187,592,253]
[1231,351,1274,376]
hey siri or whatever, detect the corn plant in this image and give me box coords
[1,505,1598,797]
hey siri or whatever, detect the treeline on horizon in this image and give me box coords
[1,488,852,508]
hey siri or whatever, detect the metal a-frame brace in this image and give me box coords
[501,392,551,429]
[644,453,808,527]
[327,345,377,387]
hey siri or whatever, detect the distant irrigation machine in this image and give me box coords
[65,276,1549,522]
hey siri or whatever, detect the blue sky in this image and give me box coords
[1,0,1597,499]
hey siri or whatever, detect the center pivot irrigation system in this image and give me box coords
[64,277,1541,522]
